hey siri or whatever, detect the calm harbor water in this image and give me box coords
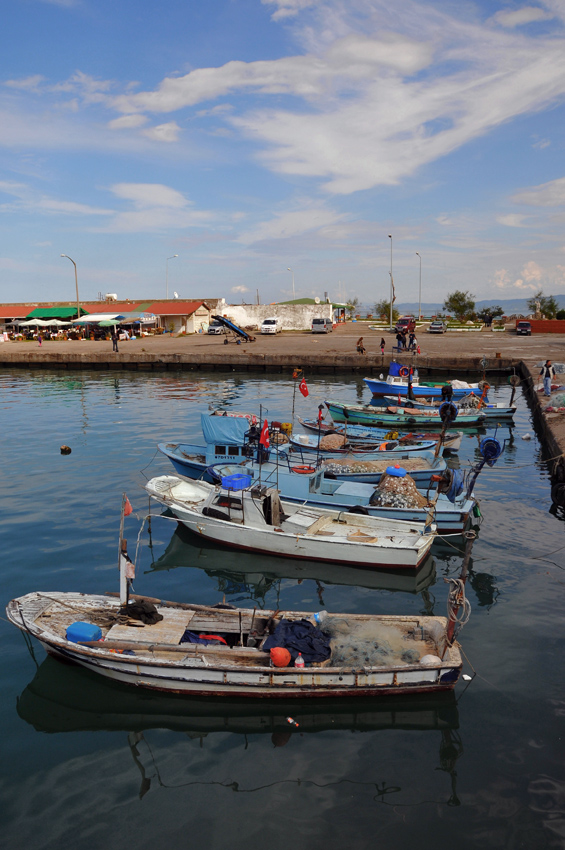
[1,368,564,850]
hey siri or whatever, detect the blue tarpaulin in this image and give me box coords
[201,413,250,446]
[389,362,406,377]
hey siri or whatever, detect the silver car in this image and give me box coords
[428,321,446,333]
[311,318,333,333]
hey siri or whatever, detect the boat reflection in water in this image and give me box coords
[18,656,463,805]
[148,521,438,599]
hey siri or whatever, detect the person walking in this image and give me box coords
[408,331,416,350]
[111,330,119,353]
[38,334,42,347]
[540,360,555,397]
[380,337,385,356]
[356,336,366,354]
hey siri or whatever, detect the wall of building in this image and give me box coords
[215,301,333,331]
[514,319,565,334]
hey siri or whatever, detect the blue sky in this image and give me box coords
[3,0,565,308]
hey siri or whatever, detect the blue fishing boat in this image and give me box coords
[325,400,486,429]
[364,363,485,399]
[298,417,463,452]
[158,413,448,487]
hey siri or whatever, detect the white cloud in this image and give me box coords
[4,75,45,91]
[494,268,538,291]
[231,285,249,292]
[142,122,181,142]
[261,0,317,20]
[522,260,543,281]
[237,206,345,243]
[497,214,529,227]
[492,7,553,29]
[511,177,565,206]
[108,114,148,130]
[36,198,112,215]
[109,183,189,208]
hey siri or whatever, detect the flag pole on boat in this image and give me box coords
[118,493,133,605]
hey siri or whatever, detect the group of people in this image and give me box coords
[395,330,418,351]
[356,335,419,355]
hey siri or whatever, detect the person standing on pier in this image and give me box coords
[540,360,555,397]
[38,334,42,347]
[111,330,119,353]
[380,337,385,356]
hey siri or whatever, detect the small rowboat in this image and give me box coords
[377,396,516,421]
[298,418,463,452]
[7,591,462,698]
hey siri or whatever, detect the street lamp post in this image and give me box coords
[287,267,295,302]
[60,254,80,320]
[416,252,422,321]
[166,255,178,300]
[388,235,393,331]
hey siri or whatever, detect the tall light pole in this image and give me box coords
[60,254,80,320]
[416,252,422,321]
[287,267,295,302]
[388,235,393,331]
[166,254,178,299]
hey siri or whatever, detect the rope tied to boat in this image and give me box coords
[444,577,471,640]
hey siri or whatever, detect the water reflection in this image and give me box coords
[18,656,463,805]
[147,521,439,605]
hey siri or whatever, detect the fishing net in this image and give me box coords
[551,393,565,408]
[322,458,427,475]
[369,471,429,509]
[319,434,348,450]
[323,617,429,668]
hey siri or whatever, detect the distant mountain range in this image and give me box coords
[370,297,565,316]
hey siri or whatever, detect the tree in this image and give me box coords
[477,305,504,325]
[527,290,559,319]
[443,291,475,321]
[346,297,359,318]
[374,299,399,322]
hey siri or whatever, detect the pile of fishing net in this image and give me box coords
[319,433,348,450]
[368,471,430,509]
[323,617,424,668]
[322,458,426,475]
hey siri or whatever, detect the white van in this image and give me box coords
[261,317,282,334]
[311,317,333,333]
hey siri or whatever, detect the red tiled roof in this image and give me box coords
[147,300,209,315]
[0,304,43,317]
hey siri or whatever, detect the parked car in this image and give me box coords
[260,317,282,334]
[516,321,532,336]
[207,320,225,335]
[311,318,333,333]
[428,320,447,334]
[395,316,416,334]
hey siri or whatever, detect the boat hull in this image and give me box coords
[326,401,485,429]
[364,377,481,399]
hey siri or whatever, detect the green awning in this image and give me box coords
[26,306,89,319]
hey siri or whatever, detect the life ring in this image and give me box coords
[291,465,316,474]
[399,366,409,377]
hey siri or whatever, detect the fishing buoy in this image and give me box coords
[521,433,532,441]
[60,445,72,454]
[270,647,291,667]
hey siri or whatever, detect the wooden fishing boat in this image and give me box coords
[363,366,484,399]
[145,475,436,569]
[289,432,437,454]
[325,400,486,429]
[7,591,462,698]
[377,396,516,420]
[298,417,463,452]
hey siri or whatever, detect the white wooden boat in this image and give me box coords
[6,591,462,698]
[145,475,436,569]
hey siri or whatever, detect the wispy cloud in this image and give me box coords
[491,6,554,29]
[512,177,565,206]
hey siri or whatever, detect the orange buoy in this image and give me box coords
[270,647,291,667]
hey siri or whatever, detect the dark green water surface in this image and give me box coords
[1,369,564,850]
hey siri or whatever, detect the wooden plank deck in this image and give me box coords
[106,609,195,644]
